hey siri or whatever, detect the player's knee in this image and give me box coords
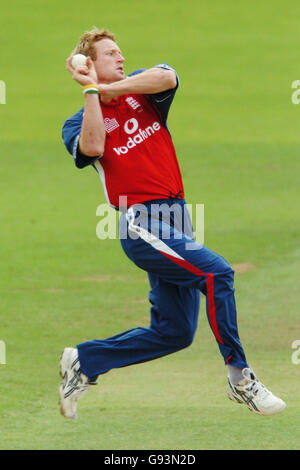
[175,325,196,350]
[218,258,234,277]
[152,316,197,351]
[179,333,194,349]
[214,261,235,288]
[158,325,195,351]
[223,266,235,283]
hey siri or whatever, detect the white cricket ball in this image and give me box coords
[71,54,87,69]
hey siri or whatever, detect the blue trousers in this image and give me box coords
[77,199,248,378]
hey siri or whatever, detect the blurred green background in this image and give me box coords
[0,0,299,450]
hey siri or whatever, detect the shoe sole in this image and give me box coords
[227,389,286,416]
[227,391,244,405]
[59,348,77,419]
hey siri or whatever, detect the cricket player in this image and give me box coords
[60,28,286,419]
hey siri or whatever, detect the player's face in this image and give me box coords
[94,39,125,83]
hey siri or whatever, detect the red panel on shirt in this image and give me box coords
[98,94,184,209]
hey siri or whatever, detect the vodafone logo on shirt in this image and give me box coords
[124,118,139,135]
[113,118,161,156]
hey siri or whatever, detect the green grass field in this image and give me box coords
[1,0,300,450]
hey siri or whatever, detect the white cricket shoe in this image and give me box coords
[59,347,97,419]
[227,368,286,416]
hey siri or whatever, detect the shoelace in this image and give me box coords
[68,368,89,393]
[63,368,89,399]
[244,379,270,400]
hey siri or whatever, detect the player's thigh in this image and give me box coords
[121,228,232,289]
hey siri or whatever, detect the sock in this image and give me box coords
[227,365,245,386]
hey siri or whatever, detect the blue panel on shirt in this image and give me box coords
[62,107,100,169]
[129,64,179,126]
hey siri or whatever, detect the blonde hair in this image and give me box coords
[73,27,116,60]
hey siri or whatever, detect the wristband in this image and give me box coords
[82,83,98,90]
[82,83,99,90]
[82,83,99,95]
[83,88,99,94]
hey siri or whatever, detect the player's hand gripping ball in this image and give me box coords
[71,54,87,69]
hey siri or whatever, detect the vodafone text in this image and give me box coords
[113,120,161,155]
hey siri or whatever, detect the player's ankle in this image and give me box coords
[227,365,244,385]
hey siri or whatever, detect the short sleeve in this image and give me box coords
[129,64,179,126]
